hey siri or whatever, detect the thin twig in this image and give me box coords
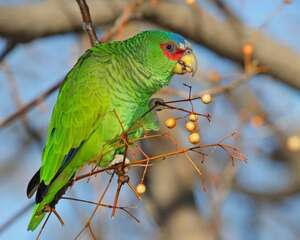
[74,138,245,184]
[159,102,211,121]
[0,201,34,235]
[100,0,144,42]
[87,223,96,240]
[0,40,17,64]
[67,195,139,222]
[210,0,239,22]
[74,173,114,240]
[2,63,42,143]
[63,196,140,223]
[76,0,98,45]
[0,80,62,129]
[36,212,51,240]
[52,209,64,226]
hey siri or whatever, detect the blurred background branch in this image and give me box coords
[0,1,299,89]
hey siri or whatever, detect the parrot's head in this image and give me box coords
[137,30,197,85]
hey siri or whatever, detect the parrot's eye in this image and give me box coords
[164,42,176,54]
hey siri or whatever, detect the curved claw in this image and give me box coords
[149,98,166,111]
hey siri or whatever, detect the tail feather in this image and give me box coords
[27,147,80,231]
[27,204,46,231]
[27,174,74,231]
[27,169,40,198]
[27,169,47,231]
[35,181,49,203]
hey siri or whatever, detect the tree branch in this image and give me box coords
[0,40,17,63]
[0,80,61,129]
[76,0,99,45]
[0,1,298,90]
[0,201,34,234]
[234,182,300,202]
[0,0,127,41]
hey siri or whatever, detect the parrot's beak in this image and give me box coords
[173,49,197,76]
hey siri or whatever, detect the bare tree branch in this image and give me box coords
[0,0,127,41]
[0,40,17,63]
[0,80,61,129]
[234,182,300,202]
[99,0,143,42]
[0,201,34,235]
[210,0,240,22]
[2,63,42,143]
[0,1,299,91]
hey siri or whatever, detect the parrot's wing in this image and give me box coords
[40,50,110,184]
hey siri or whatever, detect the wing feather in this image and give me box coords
[41,49,110,184]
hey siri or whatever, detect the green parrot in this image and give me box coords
[26,30,197,231]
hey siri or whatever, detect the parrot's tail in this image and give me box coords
[27,204,46,231]
[26,169,45,231]
[26,168,73,231]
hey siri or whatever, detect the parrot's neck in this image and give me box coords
[101,42,173,106]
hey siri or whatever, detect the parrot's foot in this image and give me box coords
[43,205,65,226]
[109,154,130,173]
[149,98,165,111]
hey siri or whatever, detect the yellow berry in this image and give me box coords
[243,43,253,56]
[165,118,176,128]
[189,132,200,144]
[185,121,196,132]
[189,113,198,122]
[286,135,300,152]
[201,93,212,104]
[136,183,146,195]
[208,70,221,83]
[251,115,264,127]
